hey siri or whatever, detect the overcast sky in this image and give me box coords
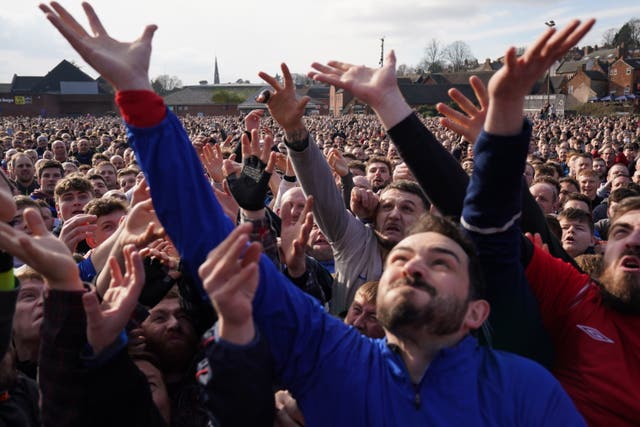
[1,1,639,86]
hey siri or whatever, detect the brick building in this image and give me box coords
[608,58,640,96]
[0,60,115,117]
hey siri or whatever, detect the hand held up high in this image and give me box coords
[39,2,156,92]
[308,50,411,129]
[485,19,595,135]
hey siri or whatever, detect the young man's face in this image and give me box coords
[366,162,391,192]
[57,190,93,222]
[375,189,425,247]
[13,156,34,184]
[119,174,137,192]
[578,175,598,200]
[97,163,118,189]
[560,217,594,258]
[92,210,126,247]
[377,232,472,337]
[39,167,63,196]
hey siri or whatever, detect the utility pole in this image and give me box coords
[379,37,385,67]
[545,21,556,108]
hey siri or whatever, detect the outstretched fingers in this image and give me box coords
[258,71,283,92]
[82,2,108,36]
[469,76,489,110]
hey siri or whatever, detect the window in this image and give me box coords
[568,85,574,94]
[625,86,630,94]
[627,68,632,75]
[611,68,618,76]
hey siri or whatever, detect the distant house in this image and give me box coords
[608,57,640,97]
[328,70,497,115]
[0,60,115,116]
[566,66,609,107]
[237,86,326,115]
[163,83,264,116]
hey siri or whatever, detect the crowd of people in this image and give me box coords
[0,3,638,426]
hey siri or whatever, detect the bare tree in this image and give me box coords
[151,75,183,95]
[601,28,617,47]
[396,64,415,76]
[444,41,476,72]
[419,38,445,73]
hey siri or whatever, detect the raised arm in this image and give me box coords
[309,51,468,217]
[461,19,595,365]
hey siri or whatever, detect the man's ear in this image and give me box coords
[464,299,490,331]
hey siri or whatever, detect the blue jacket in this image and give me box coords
[127,108,584,427]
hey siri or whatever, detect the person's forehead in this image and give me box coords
[18,278,45,291]
[560,217,589,227]
[352,295,376,312]
[380,188,419,204]
[394,231,467,263]
[41,167,61,176]
[150,297,181,313]
[367,162,389,171]
[611,210,640,228]
[282,188,305,205]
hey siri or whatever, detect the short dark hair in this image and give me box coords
[365,156,392,174]
[563,192,592,212]
[347,160,365,174]
[558,207,594,233]
[609,187,640,205]
[54,175,94,200]
[37,160,63,179]
[84,197,128,217]
[408,214,485,300]
[610,196,640,224]
[380,180,431,211]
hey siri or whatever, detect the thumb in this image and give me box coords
[23,208,48,236]
[140,24,158,43]
[82,291,103,327]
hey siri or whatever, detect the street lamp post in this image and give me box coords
[545,20,556,113]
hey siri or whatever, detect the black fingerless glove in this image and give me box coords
[226,155,272,211]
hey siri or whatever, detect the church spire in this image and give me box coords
[214,57,220,84]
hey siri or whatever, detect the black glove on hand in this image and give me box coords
[226,155,272,211]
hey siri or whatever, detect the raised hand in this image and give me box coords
[58,213,97,253]
[350,187,379,221]
[258,64,310,138]
[327,148,349,177]
[436,75,488,144]
[83,245,145,354]
[244,109,264,133]
[0,208,81,290]
[121,199,165,248]
[225,129,276,211]
[200,143,225,183]
[309,50,411,129]
[39,2,156,91]
[485,19,595,135]
[280,196,314,278]
[198,223,262,345]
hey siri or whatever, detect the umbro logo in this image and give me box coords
[576,325,615,344]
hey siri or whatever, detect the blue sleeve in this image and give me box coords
[461,122,554,368]
[126,111,234,301]
[77,257,96,283]
[127,110,356,395]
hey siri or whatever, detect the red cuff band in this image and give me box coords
[115,90,167,128]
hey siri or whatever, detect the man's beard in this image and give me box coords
[378,276,468,337]
[598,265,640,315]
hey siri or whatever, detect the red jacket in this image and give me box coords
[526,246,640,426]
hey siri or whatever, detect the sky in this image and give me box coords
[1,1,640,86]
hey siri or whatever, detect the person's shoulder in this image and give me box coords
[481,347,561,391]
